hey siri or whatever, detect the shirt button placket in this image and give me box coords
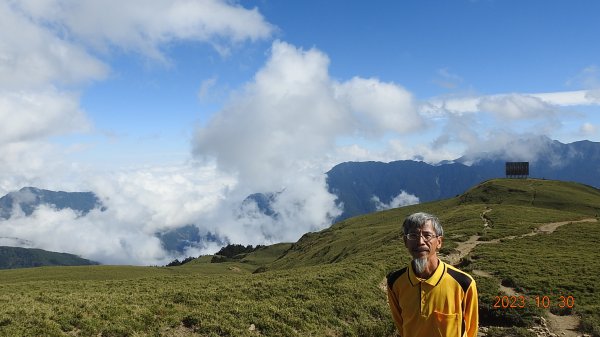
[420,287,427,315]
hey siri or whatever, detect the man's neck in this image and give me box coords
[414,257,440,279]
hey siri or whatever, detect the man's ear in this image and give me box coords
[402,234,408,247]
[436,236,443,251]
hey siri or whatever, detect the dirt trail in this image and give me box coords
[547,312,580,337]
[445,217,597,265]
[445,234,481,265]
[448,213,598,337]
[537,218,597,233]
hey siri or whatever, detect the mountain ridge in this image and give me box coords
[0,186,103,219]
[0,246,99,269]
[327,137,600,220]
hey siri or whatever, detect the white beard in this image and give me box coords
[413,257,428,275]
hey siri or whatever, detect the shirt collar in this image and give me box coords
[408,259,446,287]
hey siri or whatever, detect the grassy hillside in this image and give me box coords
[0,246,98,269]
[0,178,598,337]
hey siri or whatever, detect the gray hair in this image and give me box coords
[402,212,444,237]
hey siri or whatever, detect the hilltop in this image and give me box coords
[0,178,598,337]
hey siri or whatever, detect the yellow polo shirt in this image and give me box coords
[387,260,478,337]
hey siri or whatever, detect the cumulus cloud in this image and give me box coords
[0,1,108,90]
[334,77,421,135]
[0,89,90,143]
[372,191,420,211]
[192,41,421,248]
[194,41,420,188]
[0,0,99,168]
[194,41,344,191]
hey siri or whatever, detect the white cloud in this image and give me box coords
[534,90,600,106]
[194,41,345,191]
[0,141,71,196]
[0,89,90,143]
[334,77,420,135]
[388,139,463,164]
[205,173,341,245]
[0,0,274,143]
[418,89,599,165]
[372,191,419,211]
[13,0,275,60]
[458,133,564,165]
[198,76,218,100]
[0,1,108,90]
[192,41,423,248]
[422,90,600,118]
[423,93,562,121]
[0,162,238,265]
[580,122,597,135]
[332,144,389,164]
[585,89,600,103]
[478,94,557,120]
[0,0,275,199]
[432,68,463,89]
[194,41,421,189]
[1,206,168,265]
[567,65,600,90]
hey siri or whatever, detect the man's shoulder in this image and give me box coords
[444,263,475,292]
[386,267,408,289]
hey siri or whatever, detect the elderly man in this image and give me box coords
[387,212,478,337]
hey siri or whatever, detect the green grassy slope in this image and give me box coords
[0,178,598,337]
[0,246,98,269]
[268,179,599,270]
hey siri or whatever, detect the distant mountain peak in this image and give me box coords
[0,187,104,219]
[327,138,600,221]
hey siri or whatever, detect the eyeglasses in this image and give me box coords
[405,232,438,242]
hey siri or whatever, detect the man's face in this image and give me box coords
[403,220,443,260]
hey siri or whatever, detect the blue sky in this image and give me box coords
[67,0,600,167]
[1,0,600,264]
